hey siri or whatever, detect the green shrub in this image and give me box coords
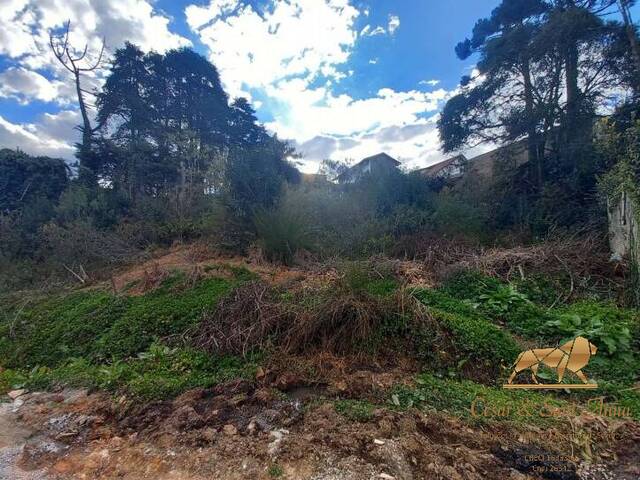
[339,261,398,297]
[0,369,27,394]
[543,301,636,355]
[431,195,488,238]
[97,276,232,359]
[411,288,521,380]
[254,206,312,265]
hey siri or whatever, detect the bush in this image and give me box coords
[253,206,312,265]
[431,194,488,237]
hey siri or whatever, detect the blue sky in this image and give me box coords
[0,0,635,171]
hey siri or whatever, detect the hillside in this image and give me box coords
[1,239,639,480]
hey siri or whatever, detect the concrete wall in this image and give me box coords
[608,190,639,262]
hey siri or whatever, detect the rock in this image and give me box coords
[373,439,386,446]
[229,393,248,406]
[19,436,68,470]
[247,420,257,435]
[268,428,289,456]
[274,373,302,391]
[7,389,27,400]
[170,405,204,430]
[62,388,88,404]
[379,474,396,480]
[223,424,238,436]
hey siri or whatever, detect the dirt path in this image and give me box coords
[0,400,52,480]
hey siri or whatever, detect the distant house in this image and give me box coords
[336,153,401,184]
[417,139,531,182]
[415,154,466,179]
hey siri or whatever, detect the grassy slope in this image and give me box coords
[1,264,638,420]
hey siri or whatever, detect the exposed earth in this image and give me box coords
[1,374,639,480]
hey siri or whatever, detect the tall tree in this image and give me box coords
[50,21,105,188]
[443,0,551,187]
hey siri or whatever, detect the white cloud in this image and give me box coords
[264,82,450,141]
[360,13,400,38]
[365,26,386,36]
[188,0,359,98]
[187,1,445,171]
[0,0,191,155]
[388,15,400,35]
[0,67,71,104]
[420,79,440,87]
[0,112,78,159]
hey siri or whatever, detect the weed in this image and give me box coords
[339,261,398,297]
[14,344,258,401]
[335,399,375,422]
[411,288,521,380]
[268,463,284,478]
[0,368,26,394]
[254,207,312,265]
[544,301,636,355]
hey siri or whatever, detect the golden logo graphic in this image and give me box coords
[503,336,598,389]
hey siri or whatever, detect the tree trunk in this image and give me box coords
[522,60,542,189]
[75,71,96,187]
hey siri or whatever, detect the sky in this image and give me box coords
[0,0,635,173]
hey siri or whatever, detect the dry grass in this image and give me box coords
[282,292,391,354]
[392,231,624,299]
[191,281,289,357]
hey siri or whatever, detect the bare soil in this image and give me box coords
[2,366,639,480]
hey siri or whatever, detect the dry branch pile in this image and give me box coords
[191,279,407,358]
[192,281,289,357]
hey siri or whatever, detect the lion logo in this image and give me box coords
[506,336,597,387]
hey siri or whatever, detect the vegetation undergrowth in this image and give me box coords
[391,373,565,426]
[420,270,640,418]
[0,271,257,399]
[1,263,638,418]
[1,344,258,401]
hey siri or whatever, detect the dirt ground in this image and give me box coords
[2,366,639,480]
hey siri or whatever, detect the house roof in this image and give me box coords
[416,154,466,177]
[336,152,400,181]
[357,152,401,166]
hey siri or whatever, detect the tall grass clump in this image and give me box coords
[253,205,312,265]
